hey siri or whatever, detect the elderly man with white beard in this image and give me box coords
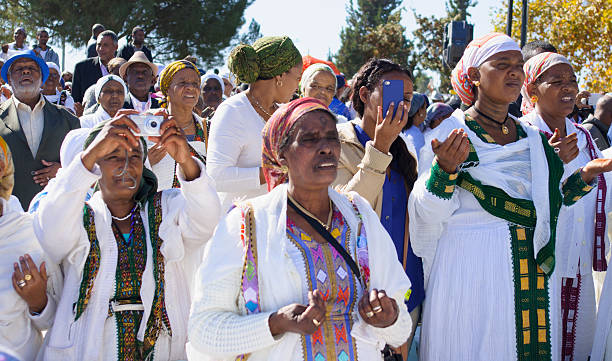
[0,50,79,209]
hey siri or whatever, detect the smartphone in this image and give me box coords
[382,79,404,119]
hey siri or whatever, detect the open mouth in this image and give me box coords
[316,161,338,170]
[560,95,574,103]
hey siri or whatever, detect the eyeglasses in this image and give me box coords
[308,84,336,94]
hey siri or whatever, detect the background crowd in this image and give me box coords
[0,19,611,361]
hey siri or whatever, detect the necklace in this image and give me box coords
[111,204,138,221]
[474,107,510,135]
[249,92,275,118]
[287,192,333,230]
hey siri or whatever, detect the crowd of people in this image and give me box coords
[0,21,612,361]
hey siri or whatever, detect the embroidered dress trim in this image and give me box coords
[425,162,459,200]
[509,225,551,361]
[561,170,594,206]
[75,204,101,320]
[172,119,207,188]
[560,273,581,361]
[464,114,527,143]
[287,206,359,361]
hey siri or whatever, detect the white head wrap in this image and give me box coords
[299,63,336,95]
[200,73,225,95]
[46,62,60,75]
[60,128,91,167]
[94,74,127,102]
[220,71,236,89]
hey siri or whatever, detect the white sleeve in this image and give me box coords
[33,154,99,265]
[188,209,278,357]
[206,105,261,192]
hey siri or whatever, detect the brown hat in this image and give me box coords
[119,51,158,79]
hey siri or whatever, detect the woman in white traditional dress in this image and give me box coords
[80,75,128,129]
[188,97,412,360]
[148,60,208,190]
[34,110,220,360]
[519,52,612,360]
[408,33,612,361]
[0,136,62,361]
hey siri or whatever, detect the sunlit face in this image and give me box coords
[42,68,60,95]
[222,78,233,97]
[126,63,154,97]
[471,50,525,105]
[277,63,303,103]
[303,71,336,107]
[529,63,578,119]
[37,31,49,46]
[8,58,42,98]
[133,30,145,46]
[281,110,340,191]
[201,78,223,109]
[97,146,143,201]
[14,29,26,46]
[98,80,125,117]
[167,68,200,110]
[96,35,118,62]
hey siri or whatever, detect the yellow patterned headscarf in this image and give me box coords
[0,136,14,201]
[158,59,201,107]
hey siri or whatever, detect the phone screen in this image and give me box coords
[382,79,404,119]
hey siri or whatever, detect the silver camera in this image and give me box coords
[131,115,163,136]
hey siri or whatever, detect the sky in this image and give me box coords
[54,0,502,82]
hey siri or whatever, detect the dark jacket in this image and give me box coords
[0,97,80,209]
[86,37,97,58]
[118,43,153,62]
[72,57,104,103]
[582,115,610,151]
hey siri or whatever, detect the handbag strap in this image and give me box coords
[287,197,362,282]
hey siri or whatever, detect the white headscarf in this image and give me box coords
[220,71,236,89]
[299,63,336,95]
[46,62,60,76]
[94,74,127,102]
[200,73,224,94]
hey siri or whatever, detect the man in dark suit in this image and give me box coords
[118,27,153,62]
[119,51,160,112]
[0,51,80,209]
[86,24,105,58]
[72,30,118,103]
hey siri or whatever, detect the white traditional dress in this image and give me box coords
[188,184,412,360]
[0,196,62,361]
[409,110,593,361]
[522,112,611,360]
[33,155,220,361]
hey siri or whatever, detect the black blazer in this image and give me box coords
[123,94,161,110]
[118,44,153,62]
[72,57,104,103]
[0,97,80,209]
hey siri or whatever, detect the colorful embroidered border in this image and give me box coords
[561,273,581,361]
[464,114,527,144]
[75,205,101,320]
[141,192,172,359]
[561,170,594,206]
[575,124,608,271]
[425,162,459,200]
[236,203,260,361]
[509,224,551,361]
[115,310,144,361]
[346,194,370,290]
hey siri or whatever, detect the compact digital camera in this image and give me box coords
[131,115,163,136]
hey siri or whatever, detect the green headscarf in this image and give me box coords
[83,121,158,205]
[228,36,302,84]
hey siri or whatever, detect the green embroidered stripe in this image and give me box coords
[425,162,459,200]
[457,172,537,227]
[75,205,101,320]
[509,225,551,361]
[562,169,595,206]
[464,114,527,143]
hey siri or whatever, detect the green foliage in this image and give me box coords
[4,0,254,67]
[335,0,413,78]
[411,0,477,92]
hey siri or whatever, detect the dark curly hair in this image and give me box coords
[350,58,418,191]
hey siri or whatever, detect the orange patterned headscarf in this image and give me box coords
[261,97,335,191]
[0,136,14,200]
[451,33,521,106]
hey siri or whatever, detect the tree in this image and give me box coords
[238,19,262,45]
[335,0,413,78]
[411,0,477,92]
[0,2,29,45]
[5,0,254,67]
[491,0,612,93]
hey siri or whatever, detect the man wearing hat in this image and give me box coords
[119,51,160,111]
[1,27,28,61]
[0,50,80,209]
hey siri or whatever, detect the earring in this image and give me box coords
[277,80,283,87]
[531,95,538,104]
[472,80,480,87]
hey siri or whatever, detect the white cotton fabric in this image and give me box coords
[187,184,412,360]
[200,73,224,95]
[94,75,127,102]
[0,196,62,361]
[207,91,268,211]
[43,89,75,114]
[408,110,560,360]
[151,113,207,190]
[33,155,221,361]
[457,33,520,71]
[79,105,111,129]
[13,96,46,157]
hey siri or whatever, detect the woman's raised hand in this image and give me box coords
[12,254,48,314]
[549,129,579,164]
[432,128,470,173]
[268,289,326,336]
[372,102,409,154]
[81,109,141,171]
[581,158,612,184]
[358,289,399,328]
